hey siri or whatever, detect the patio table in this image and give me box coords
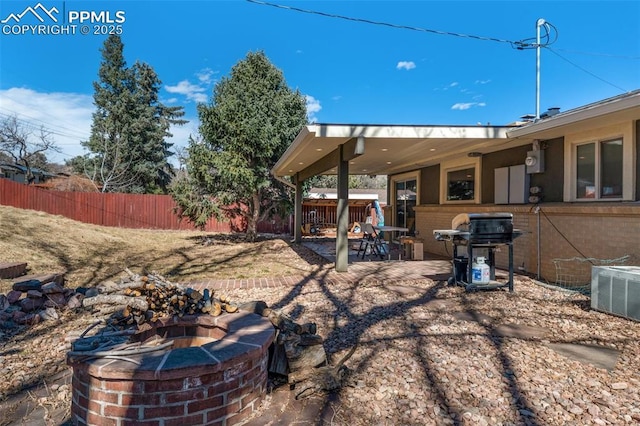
[374,225,409,260]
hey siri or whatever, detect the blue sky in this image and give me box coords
[1,0,639,164]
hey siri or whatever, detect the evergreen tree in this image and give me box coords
[76,35,185,193]
[171,51,307,241]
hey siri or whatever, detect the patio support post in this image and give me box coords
[336,145,349,272]
[294,173,303,243]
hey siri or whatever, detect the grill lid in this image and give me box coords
[435,212,522,245]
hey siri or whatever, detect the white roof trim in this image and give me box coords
[507,90,640,138]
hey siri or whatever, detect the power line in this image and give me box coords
[0,91,92,139]
[545,47,629,93]
[0,110,90,141]
[247,1,632,95]
[245,0,540,49]
[0,111,88,162]
[553,48,640,60]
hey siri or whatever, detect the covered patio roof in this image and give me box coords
[272,123,534,180]
[272,91,640,273]
[272,122,535,272]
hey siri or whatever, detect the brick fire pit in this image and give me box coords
[68,312,275,426]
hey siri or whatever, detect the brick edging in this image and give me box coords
[185,273,435,292]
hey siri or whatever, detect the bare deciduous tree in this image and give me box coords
[0,114,60,183]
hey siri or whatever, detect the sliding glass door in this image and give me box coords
[395,179,417,234]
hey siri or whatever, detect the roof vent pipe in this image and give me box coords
[546,107,560,116]
[540,107,561,119]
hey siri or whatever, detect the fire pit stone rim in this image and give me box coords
[67,311,275,381]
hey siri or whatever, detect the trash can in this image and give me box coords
[453,256,468,283]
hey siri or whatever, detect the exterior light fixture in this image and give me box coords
[468,152,482,157]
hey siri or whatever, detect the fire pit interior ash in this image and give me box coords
[67,312,274,426]
[131,319,224,348]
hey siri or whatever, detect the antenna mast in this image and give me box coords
[535,18,547,120]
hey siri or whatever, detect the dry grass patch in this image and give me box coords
[0,205,328,292]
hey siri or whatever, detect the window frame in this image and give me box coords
[564,122,634,202]
[440,157,482,204]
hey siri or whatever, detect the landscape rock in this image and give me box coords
[11,310,26,322]
[16,313,40,325]
[26,290,43,299]
[84,287,99,298]
[7,290,22,304]
[0,294,9,311]
[19,297,43,312]
[12,279,43,292]
[41,283,65,294]
[44,293,67,307]
[39,308,59,321]
[610,382,628,390]
[65,294,83,309]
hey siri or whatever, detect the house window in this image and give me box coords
[565,122,634,202]
[576,139,623,200]
[447,167,475,201]
[440,157,481,204]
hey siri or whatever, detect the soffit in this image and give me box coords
[273,124,533,178]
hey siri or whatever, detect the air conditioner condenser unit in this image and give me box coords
[591,266,640,321]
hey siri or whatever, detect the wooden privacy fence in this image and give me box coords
[0,179,290,233]
[301,204,369,227]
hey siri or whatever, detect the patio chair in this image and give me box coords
[356,223,386,260]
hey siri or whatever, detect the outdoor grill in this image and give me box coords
[434,213,523,291]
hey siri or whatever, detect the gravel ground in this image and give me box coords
[236,277,639,426]
[1,274,639,426]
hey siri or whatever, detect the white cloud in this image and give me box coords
[0,87,93,163]
[196,68,217,85]
[451,102,487,111]
[331,95,342,101]
[164,80,208,103]
[165,68,217,104]
[449,82,459,87]
[0,87,196,167]
[305,95,322,123]
[475,79,491,85]
[396,61,416,71]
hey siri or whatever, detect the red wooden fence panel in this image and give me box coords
[0,179,290,233]
[302,204,368,227]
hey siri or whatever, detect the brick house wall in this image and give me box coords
[415,204,640,283]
